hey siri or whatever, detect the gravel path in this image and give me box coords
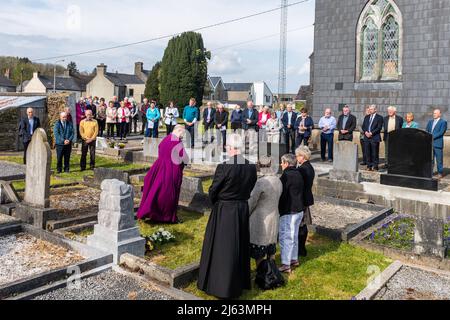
[33,270,174,300]
[375,266,450,300]
[0,233,84,286]
[312,201,376,230]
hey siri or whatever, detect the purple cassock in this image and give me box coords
[137,133,187,223]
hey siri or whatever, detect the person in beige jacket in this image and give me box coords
[248,161,283,267]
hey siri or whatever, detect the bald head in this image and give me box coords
[85,109,93,120]
[433,109,442,120]
[60,112,67,122]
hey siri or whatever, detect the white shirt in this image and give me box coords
[432,118,441,133]
[164,107,179,125]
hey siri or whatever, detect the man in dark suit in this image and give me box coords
[214,104,229,153]
[337,105,357,141]
[426,109,448,179]
[281,104,298,153]
[18,108,41,164]
[361,105,384,171]
[242,101,259,131]
[203,101,216,143]
[383,106,404,167]
[53,111,75,173]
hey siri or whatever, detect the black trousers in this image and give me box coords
[295,134,310,149]
[56,144,72,173]
[23,141,30,164]
[216,130,227,152]
[186,125,195,148]
[166,124,175,135]
[107,123,115,138]
[98,119,106,137]
[364,139,380,168]
[80,140,96,170]
[320,133,334,160]
[118,122,128,139]
[284,128,296,154]
[360,138,367,164]
[141,117,147,135]
[203,122,215,143]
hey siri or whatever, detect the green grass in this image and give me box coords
[138,210,209,270]
[0,154,147,186]
[202,178,213,194]
[184,234,392,300]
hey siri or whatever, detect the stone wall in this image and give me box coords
[313,0,450,128]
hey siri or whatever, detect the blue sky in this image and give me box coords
[0,0,315,93]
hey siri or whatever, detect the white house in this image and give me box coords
[251,81,273,107]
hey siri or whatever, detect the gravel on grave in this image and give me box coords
[34,270,173,300]
[0,233,85,286]
[0,161,25,180]
[311,201,376,230]
[375,266,450,300]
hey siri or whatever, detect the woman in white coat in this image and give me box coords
[164,101,179,135]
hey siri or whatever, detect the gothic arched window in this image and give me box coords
[357,0,402,81]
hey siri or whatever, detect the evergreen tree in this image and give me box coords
[160,32,210,109]
[144,61,161,101]
[67,61,79,74]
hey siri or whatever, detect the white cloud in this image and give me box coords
[209,50,245,75]
[298,61,310,76]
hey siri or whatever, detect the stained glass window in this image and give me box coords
[382,16,399,78]
[362,19,379,80]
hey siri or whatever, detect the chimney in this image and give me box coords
[4,68,10,79]
[63,70,71,77]
[97,63,107,76]
[135,62,143,76]
[33,71,40,79]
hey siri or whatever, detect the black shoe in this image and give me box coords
[57,171,62,174]
[374,167,379,171]
[64,170,70,173]
[367,167,373,172]
[360,162,367,166]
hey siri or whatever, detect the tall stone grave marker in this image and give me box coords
[329,141,361,183]
[14,129,58,228]
[143,137,163,158]
[380,129,437,191]
[87,179,145,264]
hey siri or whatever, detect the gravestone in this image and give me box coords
[87,179,145,264]
[380,129,438,191]
[96,137,108,150]
[143,137,163,158]
[414,217,446,259]
[14,129,58,228]
[93,168,130,185]
[258,142,287,174]
[329,141,361,183]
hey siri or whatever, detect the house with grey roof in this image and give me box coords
[22,70,92,100]
[86,63,146,103]
[224,82,273,107]
[0,72,16,93]
[203,76,227,102]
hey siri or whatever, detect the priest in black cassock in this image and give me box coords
[197,133,258,299]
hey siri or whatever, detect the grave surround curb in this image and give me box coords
[0,223,113,299]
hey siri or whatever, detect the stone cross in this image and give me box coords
[24,128,51,208]
[329,141,361,183]
[87,179,145,264]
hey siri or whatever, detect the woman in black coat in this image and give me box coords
[197,134,258,299]
[296,146,315,257]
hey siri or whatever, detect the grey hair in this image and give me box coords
[226,133,244,152]
[60,112,67,117]
[281,154,297,167]
[387,106,397,112]
[295,146,311,161]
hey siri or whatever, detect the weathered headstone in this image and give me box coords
[14,129,58,228]
[143,137,163,158]
[93,168,130,185]
[87,179,145,264]
[329,141,361,183]
[96,137,108,150]
[24,128,51,208]
[414,217,446,259]
[380,129,437,191]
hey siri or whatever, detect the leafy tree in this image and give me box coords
[159,32,210,109]
[67,61,79,74]
[144,61,161,101]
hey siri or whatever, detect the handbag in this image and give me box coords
[255,258,285,290]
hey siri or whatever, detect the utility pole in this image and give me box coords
[278,0,288,104]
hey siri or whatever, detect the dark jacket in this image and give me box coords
[203,108,216,126]
[18,116,41,144]
[426,119,448,149]
[361,114,384,142]
[209,155,258,204]
[298,161,315,207]
[242,108,259,131]
[231,109,243,124]
[54,120,75,146]
[294,116,314,138]
[383,115,404,141]
[281,112,298,129]
[278,167,305,215]
[214,110,229,129]
[337,114,357,141]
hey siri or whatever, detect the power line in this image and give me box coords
[31,0,311,62]
[210,24,313,52]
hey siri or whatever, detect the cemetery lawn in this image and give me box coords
[138,210,209,270]
[184,234,392,300]
[0,155,147,186]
